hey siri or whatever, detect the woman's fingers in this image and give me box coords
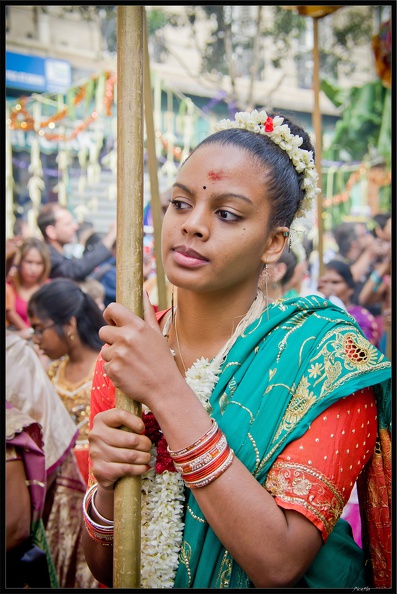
[89,409,152,487]
[142,290,162,333]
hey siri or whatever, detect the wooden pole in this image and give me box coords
[113,6,144,588]
[143,9,168,311]
[312,16,325,277]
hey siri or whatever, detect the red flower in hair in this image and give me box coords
[264,117,274,133]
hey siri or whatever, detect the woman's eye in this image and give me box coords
[216,210,240,222]
[169,199,190,210]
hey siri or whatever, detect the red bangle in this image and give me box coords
[167,419,218,459]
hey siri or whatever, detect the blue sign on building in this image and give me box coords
[6,51,72,94]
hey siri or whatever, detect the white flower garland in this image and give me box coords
[140,357,221,588]
[140,292,267,587]
[214,109,321,220]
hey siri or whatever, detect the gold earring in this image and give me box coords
[68,333,75,341]
[264,263,270,321]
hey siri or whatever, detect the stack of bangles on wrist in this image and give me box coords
[83,483,114,545]
[167,419,234,488]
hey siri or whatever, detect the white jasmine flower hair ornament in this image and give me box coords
[214,109,321,220]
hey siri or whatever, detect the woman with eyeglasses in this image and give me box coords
[28,278,106,486]
[27,278,105,589]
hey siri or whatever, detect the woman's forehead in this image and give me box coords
[179,144,262,179]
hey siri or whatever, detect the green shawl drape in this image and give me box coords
[174,295,391,588]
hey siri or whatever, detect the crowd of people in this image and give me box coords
[5,108,391,589]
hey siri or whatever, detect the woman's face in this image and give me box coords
[317,268,353,305]
[19,248,45,284]
[161,143,286,295]
[29,313,69,360]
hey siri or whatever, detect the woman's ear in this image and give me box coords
[261,227,289,266]
[64,316,77,338]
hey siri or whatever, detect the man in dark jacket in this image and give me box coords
[37,203,116,281]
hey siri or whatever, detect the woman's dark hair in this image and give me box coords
[190,112,315,229]
[28,278,105,350]
[370,212,391,237]
[325,260,355,290]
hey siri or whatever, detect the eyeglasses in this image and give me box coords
[32,323,56,337]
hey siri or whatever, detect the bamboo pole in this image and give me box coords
[143,9,168,311]
[113,6,144,588]
[312,16,325,277]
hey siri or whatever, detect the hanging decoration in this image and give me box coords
[27,137,45,234]
[8,71,116,143]
[323,163,391,208]
[54,136,70,207]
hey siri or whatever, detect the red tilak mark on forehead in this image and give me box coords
[208,170,224,181]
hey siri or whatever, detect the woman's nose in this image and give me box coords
[181,208,209,239]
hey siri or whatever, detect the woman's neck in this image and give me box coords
[66,343,99,367]
[169,285,260,369]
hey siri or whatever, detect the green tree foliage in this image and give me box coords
[322,79,391,167]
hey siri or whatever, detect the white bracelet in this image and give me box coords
[90,484,114,526]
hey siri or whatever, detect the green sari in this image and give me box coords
[174,295,391,588]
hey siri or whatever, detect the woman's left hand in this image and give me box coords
[99,292,177,408]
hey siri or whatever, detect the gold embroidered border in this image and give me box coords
[265,460,345,536]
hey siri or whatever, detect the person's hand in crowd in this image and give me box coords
[102,221,117,251]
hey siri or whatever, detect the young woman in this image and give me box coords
[28,278,106,486]
[6,237,51,339]
[82,110,391,589]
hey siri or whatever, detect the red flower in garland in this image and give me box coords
[264,117,274,132]
[156,436,176,473]
[143,411,176,474]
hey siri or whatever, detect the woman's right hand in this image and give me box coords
[89,408,152,491]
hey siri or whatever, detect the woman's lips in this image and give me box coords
[172,246,209,268]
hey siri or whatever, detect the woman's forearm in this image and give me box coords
[151,383,322,588]
[81,486,115,586]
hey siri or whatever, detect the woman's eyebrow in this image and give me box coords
[212,192,254,206]
[172,182,194,195]
[172,183,253,206]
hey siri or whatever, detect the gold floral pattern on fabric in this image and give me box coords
[342,333,373,367]
[47,357,93,445]
[273,376,317,440]
[178,541,192,587]
[277,311,312,361]
[265,461,345,536]
[216,550,233,588]
[219,390,231,415]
